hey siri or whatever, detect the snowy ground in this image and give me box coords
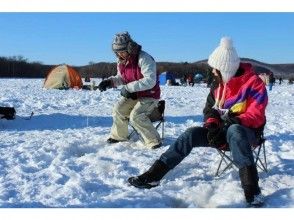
[0,78,293,208]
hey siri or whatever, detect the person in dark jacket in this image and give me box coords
[127,37,268,207]
[268,72,275,91]
[98,32,161,149]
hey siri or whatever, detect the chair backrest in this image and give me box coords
[148,100,165,122]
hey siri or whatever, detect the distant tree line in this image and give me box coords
[0,56,212,80]
[78,61,117,79]
[0,56,53,78]
[1,55,293,80]
[79,61,212,80]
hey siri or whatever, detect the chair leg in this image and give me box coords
[128,120,165,142]
[155,121,161,130]
[128,124,144,142]
[215,151,226,176]
[253,143,268,173]
[215,142,268,177]
[128,126,136,139]
[215,149,238,177]
[161,120,164,140]
[153,120,164,140]
[262,143,268,171]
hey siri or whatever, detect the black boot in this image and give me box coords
[128,160,170,189]
[239,165,264,207]
[107,138,120,144]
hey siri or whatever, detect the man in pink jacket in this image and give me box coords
[98,32,161,149]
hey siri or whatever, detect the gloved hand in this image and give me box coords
[205,123,227,147]
[205,108,221,121]
[221,110,240,128]
[98,79,112,92]
[120,87,137,100]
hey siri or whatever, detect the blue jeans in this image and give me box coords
[268,83,273,91]
[160,124,257,170]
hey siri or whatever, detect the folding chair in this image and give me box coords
[215,132,268,177]
[128,100,165,141]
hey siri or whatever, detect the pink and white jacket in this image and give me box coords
[110,51,160,99]
[204,63,268,129]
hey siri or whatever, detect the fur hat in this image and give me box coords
[208,37,240,83]
[112,31,142,56]
[112,31,132,52]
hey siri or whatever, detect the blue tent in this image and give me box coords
[194,73,204,83]
[159,72,176,85]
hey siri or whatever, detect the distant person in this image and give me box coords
[279,77,283,85]
[128,37,268,207]
[85,76,91,82]
[180,75,187,86]
[268,72,275,91]
[186,74,194,86]
[206,70,214,88]
[98,31,162,149]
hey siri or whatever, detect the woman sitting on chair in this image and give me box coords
[128,37,268,207]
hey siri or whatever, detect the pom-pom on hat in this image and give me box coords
[208,37,240,83]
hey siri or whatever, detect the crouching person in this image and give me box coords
[128,37,268,207]
[98,31,162,149]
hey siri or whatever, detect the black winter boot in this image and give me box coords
[239,165,264,207]
[128,160,170,189]
[107,138,120,144]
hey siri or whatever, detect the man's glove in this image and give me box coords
[98,79,112,92]
[205,123,227,147]
[120,87,137,100]
[221,110,240,128]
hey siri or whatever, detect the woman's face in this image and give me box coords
[117,51,129,60]
[212,68,223,84]
[212,68,219,77]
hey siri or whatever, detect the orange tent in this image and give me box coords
[44,65,83,89]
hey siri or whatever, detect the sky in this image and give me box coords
[0,2,294,66]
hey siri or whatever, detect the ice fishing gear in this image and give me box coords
[23,111,34,120]
[0,107,16,120]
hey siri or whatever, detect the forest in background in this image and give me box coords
[0,56,294,80]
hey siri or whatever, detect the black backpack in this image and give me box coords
[0,107,16,120]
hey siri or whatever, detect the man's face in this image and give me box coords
[117,51,129,60]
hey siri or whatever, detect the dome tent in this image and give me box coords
[44,65,83,89]
[194,73,204,83]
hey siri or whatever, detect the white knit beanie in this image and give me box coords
[208,37,240,83]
